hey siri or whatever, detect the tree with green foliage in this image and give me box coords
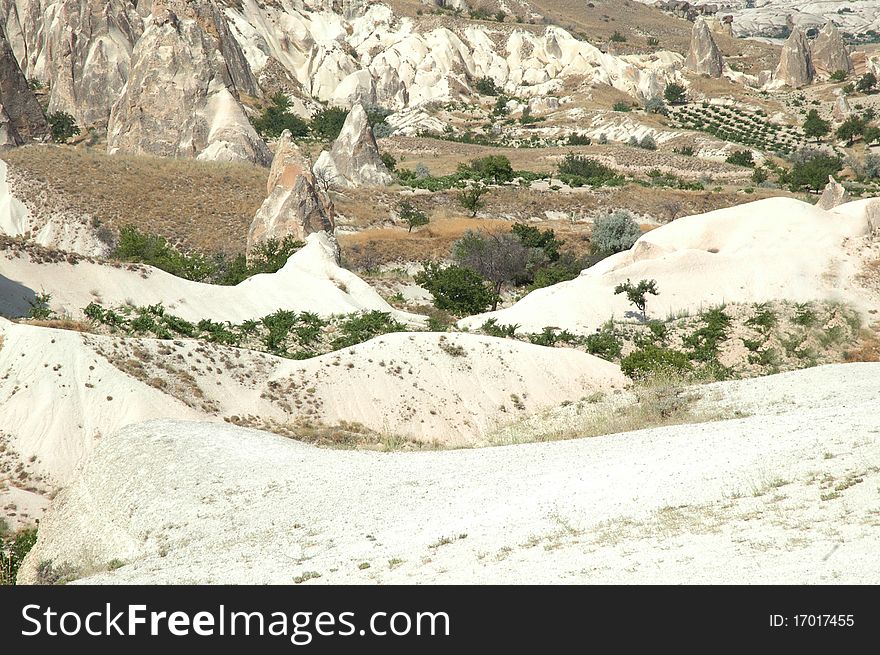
[782,153,842,191]
[458,185,487,217]
[829,70,847,82]
[591,210,642,256]
[856,72,877,94]
[399,199,429,232]
[453,231,531,310]
[802,109,831,143]
[864,126,880,146]
[114,225,215,281]
[614,278,659,317]
[557,154,620,186]
[252,93,309,139]
[47,111,80,143]
[644,96,668,115]
[511,223,563,262]
[836,115,867,146]
[466,155,514,184]
[310,107,349,141]
[415,262,494,315]
[612,101,632,112]
[474,76,500,96]
[663,82,687,105]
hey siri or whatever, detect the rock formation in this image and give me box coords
[313,103,392,188]
[775,27,814,88]
[107,4,270,164]
[832,93,851,122]
[811,22,852,79]
[2,0,145,127]
[816,176,850,211]
[684,18,724,78]
[247,130,335,252]
[0,24,48,144]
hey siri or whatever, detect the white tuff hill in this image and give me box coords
[19,362,880,584]
[460,197,880,334]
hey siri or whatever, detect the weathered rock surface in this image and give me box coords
[832,93,851,122]
[775,27,814,88]
[0,24,48,143]
[313,103,392,188]
[684,18,724,78]
[811,21,852,79]
[107,4,270,164]
[1,0,144,127]
[816,176,850,211]
[247,129,334,251]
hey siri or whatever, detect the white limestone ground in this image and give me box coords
[0,232,421,324]
[0,318,625,496]
[18,362,880,585]
[460,196,880,334]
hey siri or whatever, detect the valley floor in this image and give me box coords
[20,363,880,585]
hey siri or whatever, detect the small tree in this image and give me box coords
[399,200,429,232]
[836,115,867,146]
[310,107,349,141]
[830,70,847,82]
[644,96,667,115]
[312,164,339,193]
[639,134,657,150]
[591,210,642,255]
[614,278,659,317]
[802,109,830,143]
[458,185,487,217]
[452,231,531,310]
[414,262,494,315]
[47,112,80,143]
[610,30,627,43]
[474,76,500,96]
[612,101,632,112]
[252,93,309,139]
[856,72,877,94]
[467,155,514,184]
[663,82,687,105]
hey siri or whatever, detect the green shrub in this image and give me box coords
[332,311,407,350]
[1,527,38,585]
[610,30,627,43]
[612,101,632,112]
[252,93,309,139]
[557,154,621,186]
[584,322,623,360]
[474,76,501,96]
[620,346,692,380]
[725,150,754,167]
[27,292,53,320]
[663,83,687,105]
[614,278,659,316]
[399,200,429,232]
[591,210,641,256]
[310,107,349,141]
[48,111,80,143]
[415,263,494,315]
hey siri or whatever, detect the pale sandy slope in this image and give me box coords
[0,232,421,324]
[460,197,880,334]
[19,362,880,585]
[0,319,625,493]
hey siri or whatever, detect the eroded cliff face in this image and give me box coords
[106,4,270,165]
[775,27,814,88]
[810,21,852,79]
[2,0,144,127]
[0,23,48,144]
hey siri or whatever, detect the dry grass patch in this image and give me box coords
[3,146,267,254]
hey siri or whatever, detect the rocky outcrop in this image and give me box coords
[313,103,392,188]
[107,4,270,164]
[811,22,852,79]
[247,130,335,252]
[684,18,724,78]
[816,176,850,211]
[0,24,48,144]
[832,93,851,122]
[2,0,145,127]
[775,27,814,88]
